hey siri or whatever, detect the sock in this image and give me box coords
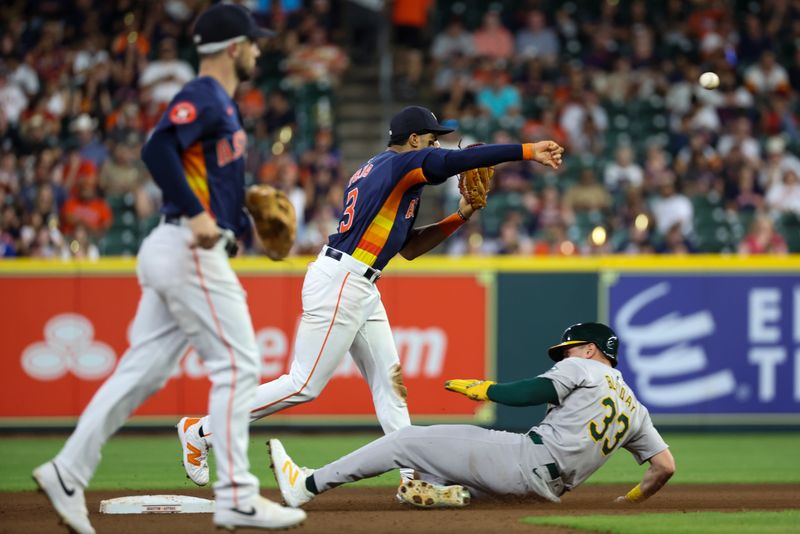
[305,474,319,494]
[399,468,415,483]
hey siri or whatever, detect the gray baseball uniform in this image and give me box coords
[52,77,263,511]
[533,357,668,490]
[311,357,668,502]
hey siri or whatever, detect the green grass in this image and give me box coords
[522,510,800,533]
[0,432,396,492]
[2,432,799,492]
[586,433,800,484]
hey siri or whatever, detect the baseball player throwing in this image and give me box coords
[177,106,565,497]
[268,323,676,508]
[32,5,304,532]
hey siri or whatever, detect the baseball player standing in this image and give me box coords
[269,323,676,508]
[178,105,565,499]
[31,5,305,533]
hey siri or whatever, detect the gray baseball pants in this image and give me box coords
[312,425,564,501]
[54,223,260,510]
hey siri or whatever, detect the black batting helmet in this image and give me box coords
[547,322,619,367]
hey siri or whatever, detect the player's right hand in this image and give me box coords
[532,140,564,169]
[444,379,496,401]
[189,211,222,249]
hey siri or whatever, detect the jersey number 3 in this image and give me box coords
[339,188,359,233]
[588,397,630,455]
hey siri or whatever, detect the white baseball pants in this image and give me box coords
[201,246,410,437]
[55,223,260,509]
[247,247,410,430]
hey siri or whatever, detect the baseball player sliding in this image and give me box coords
[32,5,304,533]
[268,323,676,508]
[177,106,565,500]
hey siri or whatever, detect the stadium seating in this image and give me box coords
[99,194,140,256]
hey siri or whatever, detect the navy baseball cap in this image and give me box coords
[193,3,275,54]
[388,106,455,144]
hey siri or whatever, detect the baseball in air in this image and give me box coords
[699,71,720,90]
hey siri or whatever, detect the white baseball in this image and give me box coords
[699,71,720,90]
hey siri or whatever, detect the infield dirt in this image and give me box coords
[3,483,798,534]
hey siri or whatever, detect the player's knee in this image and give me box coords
[289,372,330,403]
[389,363,408,402]
[238,357,260,382]
[381,425,419,457]
[238,346,261,375]
[130,377,166,400]
[294,384,322,403]
[135,361,174,391]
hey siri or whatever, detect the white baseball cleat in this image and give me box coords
[32,461,96,534]
[396,480,471,508]
[267,439,315,508]
[214,495,306,530]
[177,417,210,486]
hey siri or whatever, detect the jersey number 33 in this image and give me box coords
[588,397,630,455]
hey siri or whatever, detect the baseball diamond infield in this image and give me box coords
[3,484,799,534]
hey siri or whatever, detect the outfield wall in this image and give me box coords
[1,256,798,430]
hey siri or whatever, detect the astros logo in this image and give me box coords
[405,199,418,219]
[169,102,197,124]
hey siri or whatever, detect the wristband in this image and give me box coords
[522,143,536,160]
[624,484,645,503]
[456,208,468,221]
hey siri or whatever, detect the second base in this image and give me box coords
[99,495,215,514]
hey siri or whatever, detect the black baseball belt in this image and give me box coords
[324,247,381,282]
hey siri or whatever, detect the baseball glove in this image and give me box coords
[245,184,296,260]
[444,379,496,401]
[457,143,494,210]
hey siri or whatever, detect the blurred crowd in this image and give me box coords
[1,0,799,260]
[0,0,347,258]
[389,0,800,256]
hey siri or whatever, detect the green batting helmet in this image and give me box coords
[547,322,619,367]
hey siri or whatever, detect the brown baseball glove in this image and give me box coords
[457,143,494,210]
[245,184,296,260]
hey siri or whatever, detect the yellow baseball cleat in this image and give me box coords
[267,439,315,508]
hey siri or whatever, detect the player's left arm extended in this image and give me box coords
[616,449,676,504]
[444,377,558,405]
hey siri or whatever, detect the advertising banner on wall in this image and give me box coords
[0,273,489,422]
[608,275,800,416]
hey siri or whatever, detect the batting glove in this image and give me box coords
[444,379,496,401]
